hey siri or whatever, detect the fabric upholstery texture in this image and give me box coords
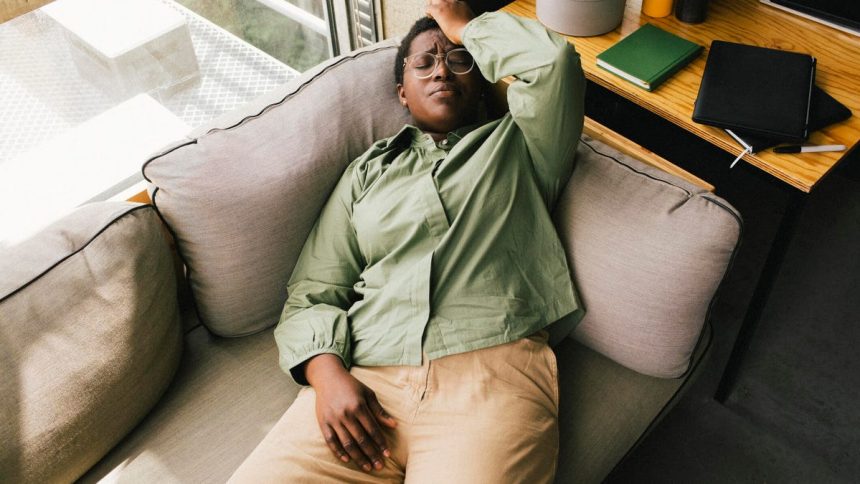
[555,136,741,378]
[0,202,182,484]
[78,323,301,484]
[554,325,712,484]
[143,40,411,337]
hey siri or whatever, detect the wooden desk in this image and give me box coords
[504,0,860,192]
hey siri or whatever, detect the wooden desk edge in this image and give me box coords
[590,76,812,192]
[583,117,714,192]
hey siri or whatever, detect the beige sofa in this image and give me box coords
[0,40,742,483]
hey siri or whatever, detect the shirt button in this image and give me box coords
[440,139,449,147]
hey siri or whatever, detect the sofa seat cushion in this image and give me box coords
[0,202,182,484]
[554,324,712,484]
[79,323,301,483]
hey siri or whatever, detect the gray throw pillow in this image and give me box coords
[553,136,741,378]
[143,40,411,337]
[0,202,182,483]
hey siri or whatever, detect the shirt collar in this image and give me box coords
[383,124,424,149]
[384,122,482,150]
[449,122,481,143]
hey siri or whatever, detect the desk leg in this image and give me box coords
[715,190,807,403]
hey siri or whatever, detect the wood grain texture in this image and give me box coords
[126,189,152,205]
[0,0,53,23]
[505,0,860,192]
[584,117,714,191]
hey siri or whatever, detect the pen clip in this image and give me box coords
[730,146,752,169]
[725,129,753,169]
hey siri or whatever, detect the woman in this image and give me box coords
[229,0,585,482]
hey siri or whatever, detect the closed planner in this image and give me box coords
[596,23,703,91]
[693,40,817,143]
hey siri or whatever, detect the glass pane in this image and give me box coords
[175,0,331,72]
[287,0,324,19]
[0,0,302,244]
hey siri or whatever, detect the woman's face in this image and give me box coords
[397,29,484,136]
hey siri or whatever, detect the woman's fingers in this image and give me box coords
[367,393,398,429]
[357,402,391,458]
[333,420,375,472]
[312,372,394,472]
[425,0,474,44]
[322,423,350,463]
[343,416,385,471]
[319,408,387,471]
[426,0,470,15]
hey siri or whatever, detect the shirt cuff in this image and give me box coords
[281,344,351,386]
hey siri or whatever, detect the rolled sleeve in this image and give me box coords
[462,12,585,207]
[274,163,364,385]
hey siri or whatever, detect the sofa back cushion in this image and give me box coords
[144,36,740,378]
[0,202,182,483]
[554,136,741,378]
[143,40,410,336]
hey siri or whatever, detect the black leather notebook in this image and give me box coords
[693,40,817,143]
[728,85,852,152]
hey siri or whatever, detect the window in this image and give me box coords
[176,0,332,72]
[0,0,378,245]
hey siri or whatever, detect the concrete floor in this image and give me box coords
[586,82,860,483]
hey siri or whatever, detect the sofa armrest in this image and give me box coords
[0,202,183,483]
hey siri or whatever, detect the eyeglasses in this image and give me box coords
[403,48,475,79]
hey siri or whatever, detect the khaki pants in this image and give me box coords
[229,331,559,483]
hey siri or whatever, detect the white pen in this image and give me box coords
[725,129,753,168]
[773,144,846,153]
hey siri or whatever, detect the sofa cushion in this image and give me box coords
[78,324,300,483]
[554,324,712,484]
[143,40,411,337]
[0,202,182,484]
[554,136,741,378]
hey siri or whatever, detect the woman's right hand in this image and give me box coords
[304,354,397,473]
[426,0,475,45]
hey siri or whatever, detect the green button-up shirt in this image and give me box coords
[276,12,585,384]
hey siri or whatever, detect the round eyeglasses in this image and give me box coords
[403,48,475,79]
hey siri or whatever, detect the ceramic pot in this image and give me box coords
[537,0,628,37]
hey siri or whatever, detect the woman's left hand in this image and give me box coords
[426,0,475,45]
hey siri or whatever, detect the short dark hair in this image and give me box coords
[394,16,441,85]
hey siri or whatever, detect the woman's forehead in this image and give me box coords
[408,29,455,55]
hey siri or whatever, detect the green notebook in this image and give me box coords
[596,23,703,92]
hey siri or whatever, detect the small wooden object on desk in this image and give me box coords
[641,0,674,18]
